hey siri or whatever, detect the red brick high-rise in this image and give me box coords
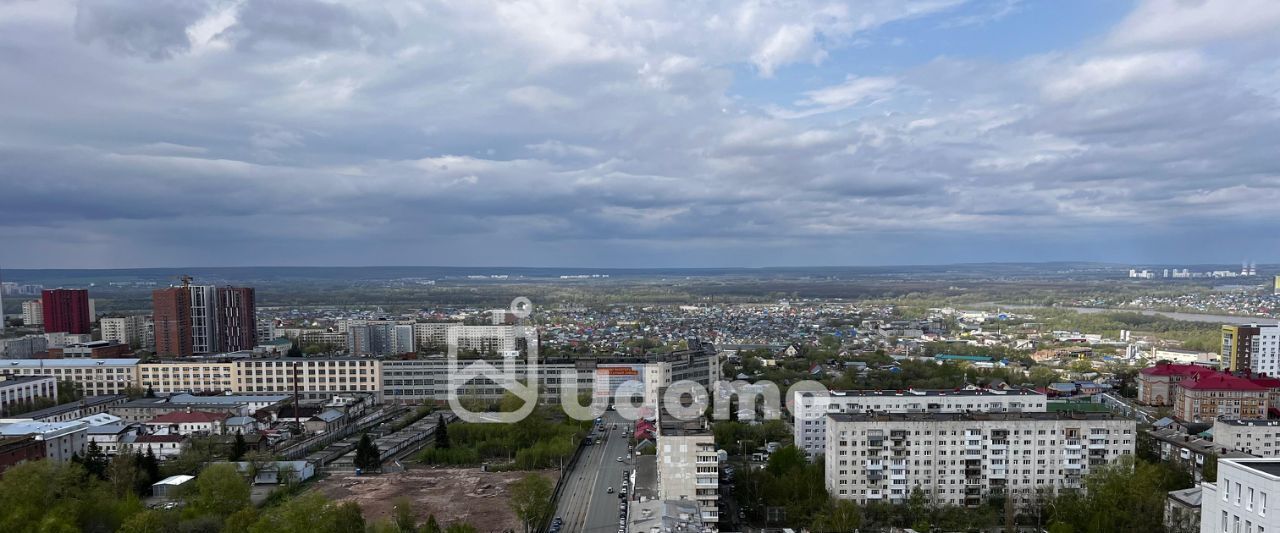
[40,289,91,334]
[152,287,193,357]
[216,286,257,352]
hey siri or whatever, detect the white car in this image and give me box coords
[616,456,623,462]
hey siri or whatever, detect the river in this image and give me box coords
[996,305,1279,325]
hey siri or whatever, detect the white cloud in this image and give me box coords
[1040,50,1207,101]
[1110,0,1280,49]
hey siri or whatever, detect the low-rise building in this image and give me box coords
[1137,362,1218,407]
[824,412,1135,508]
[1147,427,1252,483]
[7,395,128,423]
[143,410,229,436]
[1174,373,1268,423]
[0,374,58,416]
[1165,486,1201,533]
[0,335,48,358]
[0,436,45,473]
[51,340,132,359]
[0,420,88,462]
[87,423,140,456]
[126,433,186,459]
[1215,419,1280,458]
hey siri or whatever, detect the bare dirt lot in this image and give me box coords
[312,466,557,532]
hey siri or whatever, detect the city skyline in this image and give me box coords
[2,0,1280,268]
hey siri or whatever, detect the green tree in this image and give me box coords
[332,501,366,533]
[248,491,344,533]
[118,510,169,533]
[1203,453,1218,482]
[354,433,382,471]
[230,430,248,461]
[810,499,861,532]
[435,414,450,449]
[83,441,110,480]
[509,473,554,533]
[186,463,250,520]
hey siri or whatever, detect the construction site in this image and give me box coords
[312,466,558,531]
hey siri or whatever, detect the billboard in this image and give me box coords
[594,364,644,400]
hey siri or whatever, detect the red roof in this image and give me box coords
[1141,363,1218,377]
[1180,373,1268,391]
[147,411,229,424]
[1251,377,1280,388]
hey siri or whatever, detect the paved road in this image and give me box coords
[553,412,633,533]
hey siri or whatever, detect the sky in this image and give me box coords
[1,0,1279,268]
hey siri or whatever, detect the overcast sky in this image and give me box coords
[1,0,1278,268]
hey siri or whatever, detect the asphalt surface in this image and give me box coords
[553,412,634,533]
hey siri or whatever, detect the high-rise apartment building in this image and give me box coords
[101,316,148,348]
[40,289,91,334]
[824,412,1135,508]
[152,284,257,356]
[21,300,42,326]
[152,288,193,357]
[188,285,219,354]
[216,286,256,352]
[794,387,1048,459]
[1222,324,1280,374]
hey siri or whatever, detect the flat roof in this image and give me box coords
[168,393,289,405]
[1218,419,1280,427]
[1,359,139,367]
[0,375,56,386]
[828,411,1129,423]
[1231,459,1280,478]
[824,387,1043,398]
[6,395,126,420]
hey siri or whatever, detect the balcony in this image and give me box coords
[866,462,884,470]
[868,473,884,482]
[868,438,885,448]
[1065,440,1083,450]
[866,492,884,500]
[989,469,1006,478]
[1065,462,1084,470]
